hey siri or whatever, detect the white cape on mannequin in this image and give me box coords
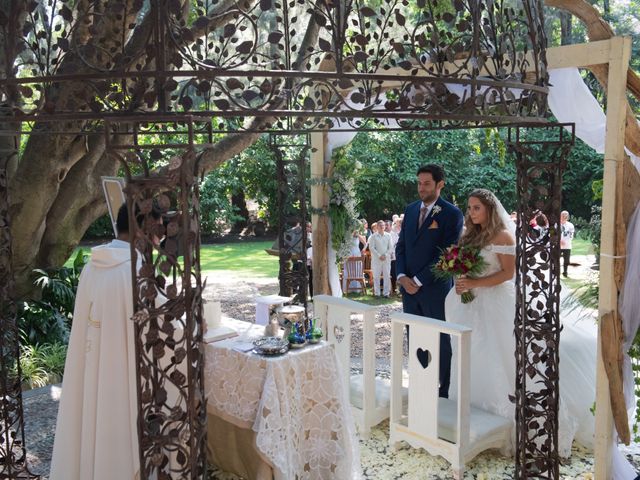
[50,240,140,480]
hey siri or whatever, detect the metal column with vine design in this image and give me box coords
[510,124,574,479]
[105,119,208,480]
[271,134,311,311]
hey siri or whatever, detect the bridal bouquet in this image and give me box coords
[432,245,486,303]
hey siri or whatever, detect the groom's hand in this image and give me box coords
[398,276,419,295]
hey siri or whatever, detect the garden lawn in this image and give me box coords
[199,240,278,278]
[570,237,592,256]
[68,240,279,279]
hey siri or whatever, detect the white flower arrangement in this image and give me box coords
[431,205,442,216]
[327,146,360,262]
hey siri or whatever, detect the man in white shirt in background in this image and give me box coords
[368,219,392,297]
[560,210,575,277]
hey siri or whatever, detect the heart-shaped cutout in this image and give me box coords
[416,348,431,369]
[333,325,345,344]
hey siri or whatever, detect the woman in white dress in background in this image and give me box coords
[445,188,596,457]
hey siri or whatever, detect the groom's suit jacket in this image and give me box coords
[395,196,464,320]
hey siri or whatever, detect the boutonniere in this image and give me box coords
[431,205,442,216]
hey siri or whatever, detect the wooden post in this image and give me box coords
[310,132,330,296]
[594,35,631,479]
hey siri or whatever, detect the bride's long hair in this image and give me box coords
[459,189,507,248]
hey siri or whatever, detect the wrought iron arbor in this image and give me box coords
[270,134,312,310]
[0,0,572,478]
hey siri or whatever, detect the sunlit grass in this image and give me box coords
[342,292,401,306]
[68,240,279,278]
[570,237,593,256]
[199,240,278,278]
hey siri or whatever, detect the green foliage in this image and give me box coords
[84,214,115,239]
[561,139,604,220]
[344,128,516,218]
[199,173,243,236]
[19,250,88,346]
[339,127,604,223]
[328,144,361,261]
[561,272,600,315]
[34,249,87,317]
[18,301,69,347]
[18,343,68,390]
[199,136,280,234]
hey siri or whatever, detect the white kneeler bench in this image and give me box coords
[314,295,403,437]
[389,312,511,479]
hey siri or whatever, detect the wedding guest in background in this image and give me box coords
[390,218,401,295]
[362,220,378,254]
[359,219,371,250]
[350,229,365,257]
[306,221,312,245]
[363,219,372,239]
[369,219,393,297]
[560,210,575,278]
[535,213,549,236]
[510,211,517,226]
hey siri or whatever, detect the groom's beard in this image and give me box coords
[419,192,439,204]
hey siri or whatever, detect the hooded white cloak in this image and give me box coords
[50,240,140,480]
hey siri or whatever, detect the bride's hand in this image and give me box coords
[455,276,473,294]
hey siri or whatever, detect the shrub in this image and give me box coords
[18,249,88,346]
[19,342,68,390]
[84,214,115,239]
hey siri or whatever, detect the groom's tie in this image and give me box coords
[418,205,428,229]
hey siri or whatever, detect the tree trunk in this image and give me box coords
[229,190,249,234]
[3,0,321,299]
[559,11,572,45]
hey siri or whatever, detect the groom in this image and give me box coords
[395,164,464,398]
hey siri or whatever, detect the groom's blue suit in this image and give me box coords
[395,196,464,397]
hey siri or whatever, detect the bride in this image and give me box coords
[445,188,596,457]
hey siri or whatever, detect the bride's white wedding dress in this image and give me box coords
[445,243,596,458]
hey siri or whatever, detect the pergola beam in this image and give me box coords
[595,35,632,479]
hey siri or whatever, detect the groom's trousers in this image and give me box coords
[401,290,452,398]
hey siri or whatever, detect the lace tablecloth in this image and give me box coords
[203,319,361,480]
